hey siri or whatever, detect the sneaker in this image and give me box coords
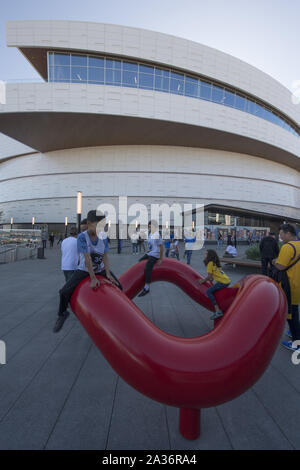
[138,288,150,297]
[281,340,300,352]
[210,311,223,321]
[53,311,70,333]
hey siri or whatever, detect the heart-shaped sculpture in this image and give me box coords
[70,258,286,440]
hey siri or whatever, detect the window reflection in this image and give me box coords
[139,73,154,89]
[49,66,54,81]
[155,69,170,92]
[106,59,121,70]
[122,70,138,87]
[54,54,70,66]
[185,77,199,97]
[123,62,138,72]
[71,67,87,82]
[212,85,224,104]
[170,72,184,95]
[224,89,235,107]
[246,99,256,115]
[71,55,87,67]
[106,69,121,85]
[47,52,299,138]
[235,94,245,111]
[200,81,212,100]
[88,67,104,83]
[89,57,104,68]
[139,64,153,74]
[255,103,264,118]
[54,66,70,81]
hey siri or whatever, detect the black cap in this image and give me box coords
[87,210,106,223]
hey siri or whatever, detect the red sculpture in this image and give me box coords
[70,258,287,440]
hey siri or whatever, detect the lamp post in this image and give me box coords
[77,192,82,233]
[65,216,68,238]
[10,217,13,230]
[32,216,35,231]
[234,217,237,248]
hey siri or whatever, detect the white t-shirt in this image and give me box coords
[131,233,139,243]
[226,245,237,257]
[61,236,79,271]
[185,236,196,250]
[148,231,162,258]
[77,230,108,273]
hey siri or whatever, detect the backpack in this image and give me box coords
[269,242,300,305]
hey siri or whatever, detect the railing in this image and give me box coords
[108,239,133,254]
[0,244,38,264]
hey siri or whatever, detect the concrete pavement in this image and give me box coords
[0,243,299,450]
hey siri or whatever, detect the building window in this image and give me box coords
[47,52,299,138]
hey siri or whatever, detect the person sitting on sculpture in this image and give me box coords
[53,210,122,333]
[198,249,231,320]
[138,220,163,297]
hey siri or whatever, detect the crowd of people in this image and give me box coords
[50,214,299,355]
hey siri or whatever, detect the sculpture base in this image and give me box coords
[179,408,201,440]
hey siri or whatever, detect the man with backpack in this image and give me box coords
[274,224,300,352]
[259,232,279,276]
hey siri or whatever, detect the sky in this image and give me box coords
[0,0,299,92]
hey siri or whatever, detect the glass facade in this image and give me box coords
[48,52,299,138]
[205,211,270,227]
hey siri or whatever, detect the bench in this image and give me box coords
[220,257,261,269]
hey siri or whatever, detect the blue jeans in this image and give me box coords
[206,282,230,306]
[132,243,138,254]
[186,250,192,265]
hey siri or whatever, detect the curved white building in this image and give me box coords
[0,20,299,233]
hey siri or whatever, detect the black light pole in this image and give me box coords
[117,220,121,254]
[77,192,82,233]
[234,217,237,248]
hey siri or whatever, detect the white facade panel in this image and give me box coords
[6,20,300,125]
[0,146,299,224]
[0,133,35,162]
[1,82,299,162]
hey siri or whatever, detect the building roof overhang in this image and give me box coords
[0,112,299,171]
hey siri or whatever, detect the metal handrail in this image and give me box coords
[0,247,17,255]
[0,243,38,264]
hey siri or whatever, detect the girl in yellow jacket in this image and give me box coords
[198,249,231,320]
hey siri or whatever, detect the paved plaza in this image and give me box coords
[0,243,299,450]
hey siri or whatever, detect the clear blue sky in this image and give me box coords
[0,0,299,91]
